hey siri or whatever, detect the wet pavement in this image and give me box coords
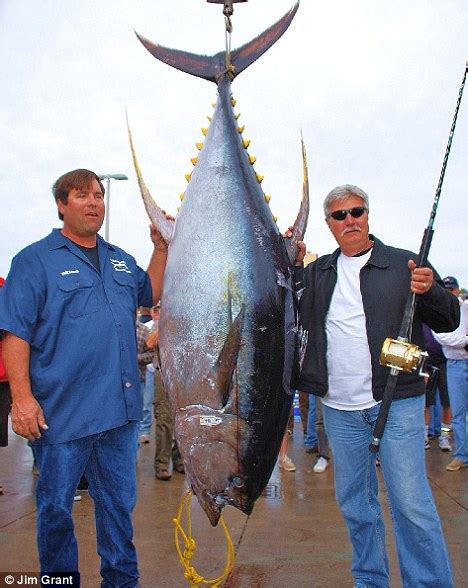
[1,425,466,587]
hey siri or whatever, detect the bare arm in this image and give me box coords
[2,332,48,441]
[147,224,169,304]
[146,329,160,350]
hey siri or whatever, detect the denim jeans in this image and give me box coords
[446,359,468,462]
[139,367,155,435]
[304,395,317,448]
[428,394,442,436]
[35,422,139,587]
[323,395,453,588]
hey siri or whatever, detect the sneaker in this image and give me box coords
[438,436,452,452]
[73,493,82,502]
[155,468,172,481]
[279,455,296,471]
[139,434,150,444]
[446,458,468,472]
[425,436,430,449]
[313,456,329,473]
[441,422,452,433]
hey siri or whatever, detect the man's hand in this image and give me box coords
[284,226,307,266]
[11,396,48,441]
[408,260,434,295]
[149,223,169,251]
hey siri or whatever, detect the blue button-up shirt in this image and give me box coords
[0,229,153,445]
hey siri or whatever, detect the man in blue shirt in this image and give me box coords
[0,169,168,586]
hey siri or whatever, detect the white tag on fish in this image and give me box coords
[199,416,222,427]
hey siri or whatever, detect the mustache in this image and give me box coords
[341,226,361,236]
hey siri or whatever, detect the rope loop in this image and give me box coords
[173,489,236,586]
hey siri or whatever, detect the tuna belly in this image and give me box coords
[175,405,253,526]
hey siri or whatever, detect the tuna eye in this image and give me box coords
[232,476,244,488]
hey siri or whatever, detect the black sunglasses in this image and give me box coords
[327,206,367,221]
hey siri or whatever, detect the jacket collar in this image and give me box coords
[321,235,390,270]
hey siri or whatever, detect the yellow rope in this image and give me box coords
[173,489,236,587]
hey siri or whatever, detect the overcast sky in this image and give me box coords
[1,0,467,286]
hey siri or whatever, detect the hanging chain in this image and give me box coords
[223,3,234,77]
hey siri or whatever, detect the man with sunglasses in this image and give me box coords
[293,184,459,587]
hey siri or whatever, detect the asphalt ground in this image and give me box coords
[1,423,466,587]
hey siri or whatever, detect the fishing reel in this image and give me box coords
[380,337,429,376]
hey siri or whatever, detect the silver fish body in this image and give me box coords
[131,1,308,525]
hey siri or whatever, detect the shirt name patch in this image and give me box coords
[110,259,132,273]
[61,269,80,276]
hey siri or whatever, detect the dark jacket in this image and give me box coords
[297,236,460,400]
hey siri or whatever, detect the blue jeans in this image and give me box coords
[35,422,139,587]
[446,359,468,462]
[323,395,453,588]
[139,368,155,435]
[428,394,442,436]
[304,395,317,448]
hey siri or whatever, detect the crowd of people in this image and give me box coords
[0,172,466,587]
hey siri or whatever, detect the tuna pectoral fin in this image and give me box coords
[211,306,245,407]
[135,2,299,83]
[284,135,310,266]
[126,114,174,245]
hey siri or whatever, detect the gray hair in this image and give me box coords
[323,184,369,216]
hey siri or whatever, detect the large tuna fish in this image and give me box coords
[130,1,308,526]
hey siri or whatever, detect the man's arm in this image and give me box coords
[147,224,170,305]
[2,332,48,441]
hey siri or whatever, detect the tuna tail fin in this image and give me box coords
[135,1,299,84]
[284,134,309,266]
[126,112,175,245]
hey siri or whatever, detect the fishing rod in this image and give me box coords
[370,61,468,453]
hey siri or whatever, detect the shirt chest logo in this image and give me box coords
[61,269,80,276]
[110,258,132,273]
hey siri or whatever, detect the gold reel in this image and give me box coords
[380,337,428,374]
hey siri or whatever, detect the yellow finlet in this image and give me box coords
[234,113,241,120]
[211,102,216,108]
[243,139,250,149]
[273,215,278,222]
[237,125,245,134]
[207,116,212,122]
[195,142,203,151]
[231,98,237,107]
[201,128,208,136]
[179,193,185,201]
[190,157,198,166]
[248,155,257,165]
[184,173,192,183]
[264,194,271,203]
[256,173,264,183]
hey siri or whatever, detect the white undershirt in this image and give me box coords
[322,250,379,411]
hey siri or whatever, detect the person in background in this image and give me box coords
[0,277,11,495]
[422,323,452,451]
[312,398,331,473]
[0,169,168,586]
[433,276,468,472]
[145,303,184,481]
[138,304,160,444]
[291,184,459,587]
[136,317,153,444]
